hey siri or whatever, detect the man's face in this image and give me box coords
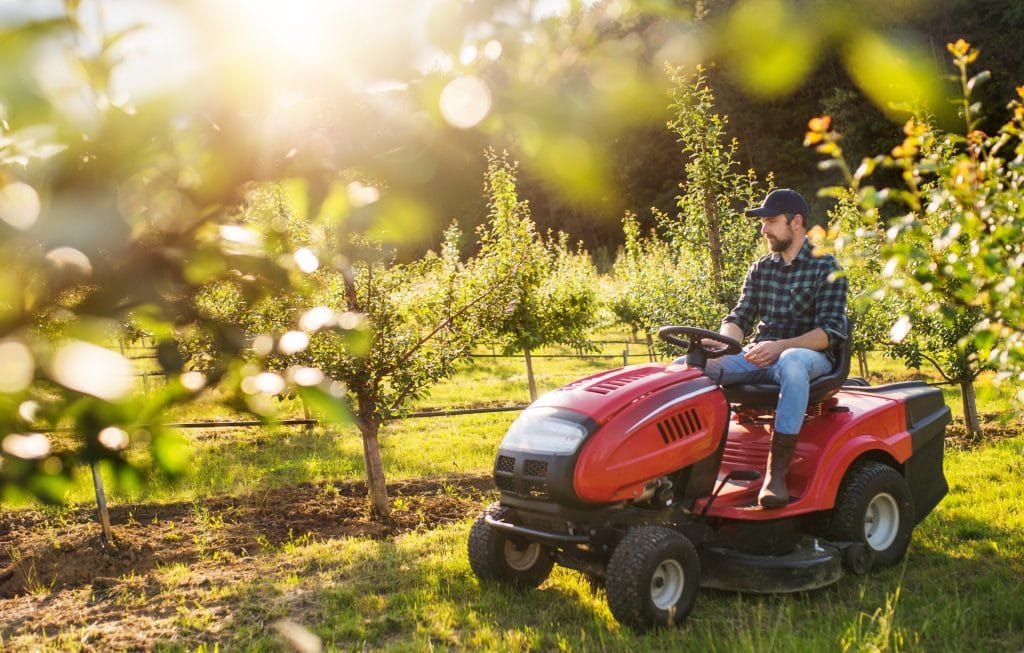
[760,214,795,252]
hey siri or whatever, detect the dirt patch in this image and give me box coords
[944,415,1024,450]
[0,474,495,601]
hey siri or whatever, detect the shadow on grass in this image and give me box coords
[192,512,1024,651]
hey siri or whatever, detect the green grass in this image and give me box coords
[5,332,1024,650]
[16,336,1024,508]
[57,434,1018,651]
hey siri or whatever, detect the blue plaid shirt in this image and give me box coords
[724,239,848,356]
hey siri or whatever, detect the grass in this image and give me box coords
[45,436,1017,652]
[12,337,1023,508]
[4,332,1024,650]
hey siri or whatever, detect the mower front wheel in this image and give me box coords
[605,526,700,631]
[467,502,554,588]
[823,461,914,568]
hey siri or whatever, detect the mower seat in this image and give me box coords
[721,318,851,409]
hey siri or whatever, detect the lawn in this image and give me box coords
[2,338,1022,651]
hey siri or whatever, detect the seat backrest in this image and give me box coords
[721,316,852,408]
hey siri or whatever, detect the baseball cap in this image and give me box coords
[744,188,810,219]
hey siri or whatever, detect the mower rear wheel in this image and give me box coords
[605,526,700,631]
[467,502,553,588]
[822,461,914,568]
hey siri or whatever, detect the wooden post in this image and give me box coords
[91,463,115,546]
[622,349,629,366]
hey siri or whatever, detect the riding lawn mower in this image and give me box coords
[467,326,950,631]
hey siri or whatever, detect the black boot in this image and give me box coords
[759,433,797,509]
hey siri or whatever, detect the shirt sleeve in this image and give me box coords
[723,260,760,337]
[815,261,849,347]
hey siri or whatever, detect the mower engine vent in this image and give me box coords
[586,371,649,395]
[495,455,515,474]
[656,409,703,445]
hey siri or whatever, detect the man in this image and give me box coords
[705,188,848,509]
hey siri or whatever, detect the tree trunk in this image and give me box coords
[857,350,870,379]
[960,378,981,440]
[359,419,391,518]
[524,348,538,401]
[703,191,725,302]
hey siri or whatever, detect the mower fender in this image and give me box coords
[802,432,912,511]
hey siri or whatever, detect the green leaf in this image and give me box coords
[152,429,189,475]
[967,70,991,92]
[298,385,352,425]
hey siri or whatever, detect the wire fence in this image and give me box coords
[113,336,961,434]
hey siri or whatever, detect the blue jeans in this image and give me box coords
[700,347,833,434]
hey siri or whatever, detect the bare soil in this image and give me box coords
[0,475,495,650]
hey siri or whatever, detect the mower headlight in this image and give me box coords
[500,407,590,455]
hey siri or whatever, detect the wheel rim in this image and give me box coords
[864,492,900,551]
[504,541,542,571]
[649,559,686,610]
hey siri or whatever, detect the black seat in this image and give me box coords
[721,317,851,408]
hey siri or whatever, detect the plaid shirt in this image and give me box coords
[724,239,848,356]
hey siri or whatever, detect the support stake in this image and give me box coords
[91,463,115,547]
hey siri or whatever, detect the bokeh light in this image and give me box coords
[48,341,134,401]
[299,306,337,332]
[0,182,41,230]
[0,340,34,393]
[2,432,50,460]
[287,365,324,387]
[45,246,93,278]
[278,330,310,355]
[439,75,492,129]
[98,426,130,450]
[293,247,320,273]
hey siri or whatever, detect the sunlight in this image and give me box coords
[226,0,335,70]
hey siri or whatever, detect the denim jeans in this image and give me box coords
[699,347,833,434]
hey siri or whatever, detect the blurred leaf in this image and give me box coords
[721,0,820,98]
[843,29,947,121]
[367,195,436,250]
[152,429,189,475]
[297,385,352,425]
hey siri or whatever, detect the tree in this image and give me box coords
[186,182,527,517]
[483,153,600,400]
[611,213,725,357]
[659,66,766,308]
[806,40,1024,435]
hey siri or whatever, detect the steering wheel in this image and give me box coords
[657,326,742,360]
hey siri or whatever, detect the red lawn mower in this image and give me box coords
[468,326,950,631]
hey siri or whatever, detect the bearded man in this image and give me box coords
[701,188,848,508]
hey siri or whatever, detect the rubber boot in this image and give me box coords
[759,433,797,509]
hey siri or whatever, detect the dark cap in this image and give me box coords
[744,188,810,219]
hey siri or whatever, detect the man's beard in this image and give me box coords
[767,234,793,252]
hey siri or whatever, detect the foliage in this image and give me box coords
[810,42,1024,376]
[185,181,527,515]
[659,65,766,308]
[483,153,600,357]
[0,8,312,503]
[807,40,1024,431]
[611,214,724,353]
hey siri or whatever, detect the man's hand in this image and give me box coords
[744,340,786,368]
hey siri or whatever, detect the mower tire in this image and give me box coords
[467,502,553,588]
[822,461,914,568]
[605,526,700,631]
